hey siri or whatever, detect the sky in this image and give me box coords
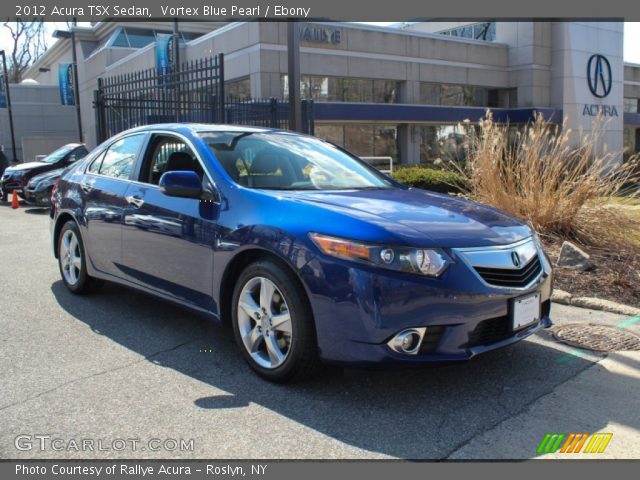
[0,21,639,69]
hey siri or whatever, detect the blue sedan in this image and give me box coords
[50,124,553,382]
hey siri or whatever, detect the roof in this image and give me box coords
[120,123,283,135]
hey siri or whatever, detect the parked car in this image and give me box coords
[1,143,88,201]
[23,168,64,207]
[50,124,553,383]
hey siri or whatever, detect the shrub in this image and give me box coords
[391,166,468,194]
[455,113,640,247]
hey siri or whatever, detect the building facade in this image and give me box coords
[24,21,640,165]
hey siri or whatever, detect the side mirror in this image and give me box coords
[159,171,203,199]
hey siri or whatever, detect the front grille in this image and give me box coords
[467,315,512,347]
[418,326,445,354]
[474,255,542,288]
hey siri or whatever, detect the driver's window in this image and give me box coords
[143,136,198,185]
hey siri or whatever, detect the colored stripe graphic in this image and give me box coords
[560,433,589,453]
[538,433,613,454]
[583,433,613,453]
[537,433,566,454]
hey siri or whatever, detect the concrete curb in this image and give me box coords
[552,289,640,316]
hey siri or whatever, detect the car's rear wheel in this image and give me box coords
[231,260,321,383]
[57,221,101,294]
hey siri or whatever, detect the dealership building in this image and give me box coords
[21,20,640,165]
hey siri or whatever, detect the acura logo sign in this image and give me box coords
[587,54,612,98]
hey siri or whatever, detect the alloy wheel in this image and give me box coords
[236,276,293,369]
[60,230,82,286]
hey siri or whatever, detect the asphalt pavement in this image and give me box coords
[1,200,638,459]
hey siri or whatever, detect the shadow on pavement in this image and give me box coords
[50,280,636,459]
[24,207,49,215]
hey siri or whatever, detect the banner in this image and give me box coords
[58,63,75,106]
[0,74,6,108]
[155,33,174,86]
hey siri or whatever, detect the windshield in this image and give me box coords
[41,145,76,164]
[199,131,393,191]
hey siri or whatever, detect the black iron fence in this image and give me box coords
[223,97,314,135]
[94,53,314,143]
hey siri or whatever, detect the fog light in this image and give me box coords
[387,328,426,355]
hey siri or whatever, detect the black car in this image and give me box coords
[1,144,88,201]
[23,168,65,207]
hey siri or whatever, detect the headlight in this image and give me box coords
[309,233,450,277]
[13,171,24,178]
[36,177,55,189]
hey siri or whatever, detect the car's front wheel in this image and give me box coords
[57,221,101,294]
[231,259,321,383]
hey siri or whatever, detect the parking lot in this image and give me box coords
[1,201,639,460]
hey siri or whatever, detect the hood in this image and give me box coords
[280,187,532,248]
[29,168,64,183]
[5,161,50,173]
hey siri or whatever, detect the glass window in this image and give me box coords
[624,127,639,161]
[98,134,146,180]
[200,131,393,190]
[344,125,374,156]
[419,125,474,164]
[282,75,399,103]
[124,28,156,48]
[226,78,251,100]
[87,151,106,174]
[624,98,640,114]
[41,145,80,164]
[111,28,129,47]
[143,137,196,185]
[315,124,398,161]
[419,82,512,107]
[439,22,496,42]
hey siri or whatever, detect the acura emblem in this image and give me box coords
[587,54,612,98]
[511,251,521,267]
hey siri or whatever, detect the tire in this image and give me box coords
[57,220,102,294]
[231,259,321,383]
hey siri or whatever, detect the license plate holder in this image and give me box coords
[512,292,541,330]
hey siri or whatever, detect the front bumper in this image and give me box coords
[23,186,52,207]
[299,242,553,365]
[0,177,26,195]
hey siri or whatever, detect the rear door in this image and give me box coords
[79,133,147,277]
[121,133,219,310]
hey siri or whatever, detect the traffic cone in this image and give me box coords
[11,191,19,209]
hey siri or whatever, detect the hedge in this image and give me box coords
[391,166,468,194]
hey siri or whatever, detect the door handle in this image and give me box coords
[125,195,144,208]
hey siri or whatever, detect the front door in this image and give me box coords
[121,134,219,311]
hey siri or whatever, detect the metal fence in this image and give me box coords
[94,53,314,143]
[94,54,225,143]
[224,97,314,134]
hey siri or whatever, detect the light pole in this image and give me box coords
[287,21,302,132]
[53,28,83,143]
[0,50,18,163]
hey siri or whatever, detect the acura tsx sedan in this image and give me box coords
[51,124,553,382]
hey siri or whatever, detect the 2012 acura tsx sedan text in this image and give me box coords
[50,124,553,382]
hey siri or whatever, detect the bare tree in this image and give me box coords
[2,20,48,83]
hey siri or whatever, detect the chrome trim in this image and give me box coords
[454,237,546,290]
[387,327,426,355]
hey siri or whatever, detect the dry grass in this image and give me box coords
[453,113,640,248]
